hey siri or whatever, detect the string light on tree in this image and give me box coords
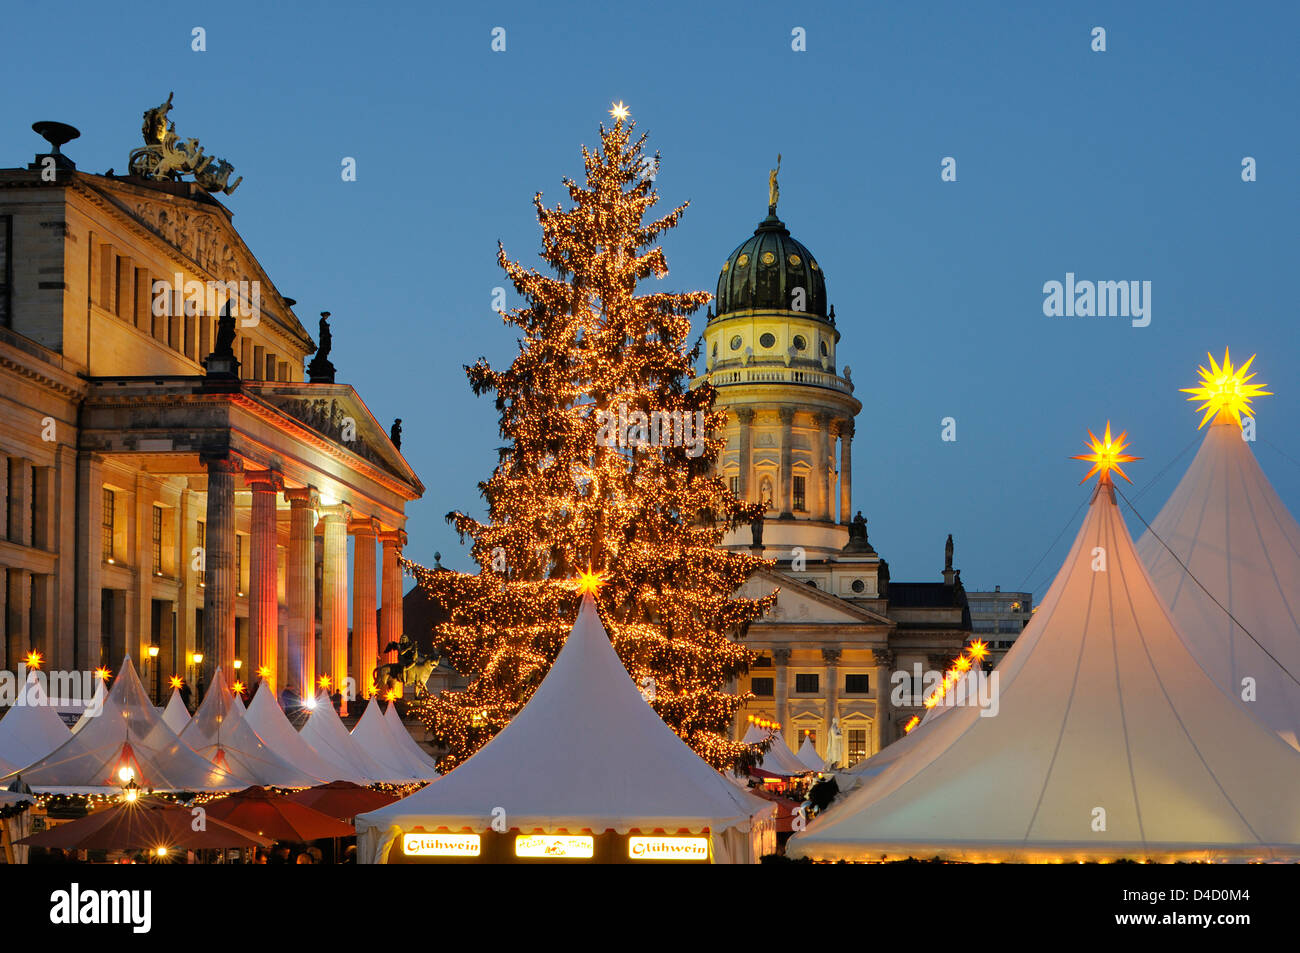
[401,110,776,772]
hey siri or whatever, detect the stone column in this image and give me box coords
[839,420,854,524]
[133,474,154,664]
[778,407,795,518]
[74,454,104,670]
[200,452,240,691]
[773,647,791,732]
[822,648,841,754]
[176,487,197,685]
[873,648,894,755]
[350,516,380,699]
[319,502,351,712]
[54,445,78,670]
[814,412,831,521]
[379,529,407,672]
[246,470,283,691]
[285,486,319,698]
[735,407,754,501]
[5,571,30,669]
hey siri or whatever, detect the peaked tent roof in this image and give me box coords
[349,698,427,782]
[795,736,827,773]
[740,723,810,776]
[0,674,73,775]
[789,481,1300,862]
[1135,416,1300,749]
[179,668,320,788]
[382,701,441,779]
[161,689,191,736]
[299,690,395,783]
[71,680,107,734]
[243,684,356,784]
[356,595,774,857]
[3,657,250,794]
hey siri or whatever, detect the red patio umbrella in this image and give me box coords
[18,797,273,852]
[285,780,399,820]
[205,785,355,841]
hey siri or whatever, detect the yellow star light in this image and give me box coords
[231,680,245,694]
[609,101,630,121]
[1180,348,1272,430]
[574,567,608,595]
[1072,422,1140,485]
[95,666,112,681]
[24,650,43,670]
[169,676,183,690]
[967,640,990,661]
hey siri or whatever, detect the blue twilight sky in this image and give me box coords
[4,1,1298,599]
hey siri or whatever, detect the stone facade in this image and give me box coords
[0,130,423,710]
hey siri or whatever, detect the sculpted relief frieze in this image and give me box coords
[131,200,244,281]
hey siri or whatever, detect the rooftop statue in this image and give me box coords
[129,92,242,195]
[768,153,781,212]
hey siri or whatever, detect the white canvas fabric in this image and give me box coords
[179,668,320,787]
[0,674,72,775]
[299,690,393,783]
[740,723,810,776]
[795,736,827,773]
[3,657,249,794]
[382,701,441,779]
[1136,416,1300,749]
[788,482,1300,862]
[350,697,425,782]
[356,594,776,863]
[243,684,356,784]
[70,680,106,735]
[161,689,190,736]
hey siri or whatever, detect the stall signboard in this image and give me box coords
[628,836,710,860]
[403,833,481,857]
[514,834,595,858]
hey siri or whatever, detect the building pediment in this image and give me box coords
[245,382,419,490]
[76,175,314,352]
[741,567,893,626]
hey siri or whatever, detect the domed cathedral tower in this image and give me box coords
[701,160,861,565]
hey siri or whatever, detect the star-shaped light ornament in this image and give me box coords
[574,567,609,596]
[169,676,184,690]
[609,101,630,121]
[1180,348,1272,430]
[24,650,43,670]
[1072,422,1140,485]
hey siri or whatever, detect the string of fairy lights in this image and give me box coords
[401,107,776,772]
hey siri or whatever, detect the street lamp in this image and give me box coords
[147,645,160,704]
[191,652,205,703]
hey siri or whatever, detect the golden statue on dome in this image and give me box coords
[768,153,781,212]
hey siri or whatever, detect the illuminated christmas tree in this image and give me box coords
[404,106,775,771]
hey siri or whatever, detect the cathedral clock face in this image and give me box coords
[759,333,776,349]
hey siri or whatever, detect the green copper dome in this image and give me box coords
[715,210,828,319]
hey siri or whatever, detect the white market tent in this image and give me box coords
[795,735,827,773]
[299,689,396,783]
[3,657,249,794]
[349,697,434,782]
[356,594,776,864]
[740,723,810,776]
[161,688,191,736]
[0,674,72,776]
[788,476,1300,863]
[1135,414,1300,750]
[243,684,356,784]
[179,668,320,788]
[382,700,442,778]
[70,679,106,735]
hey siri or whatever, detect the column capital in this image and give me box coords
[873,648,895,668]
[284,486,320,509]
[812,410,831,427]
[778,407,796,426]
[821,648,842,665]
[735,406,756,425]
[318,502,352,523]
[348,515,381,537]
[243,469,284,493]
[839,419,855,439]
[772,647,792,665]
[200,450,243,473]
[379,528,408,549]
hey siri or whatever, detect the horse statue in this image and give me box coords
[373,634,439,698]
